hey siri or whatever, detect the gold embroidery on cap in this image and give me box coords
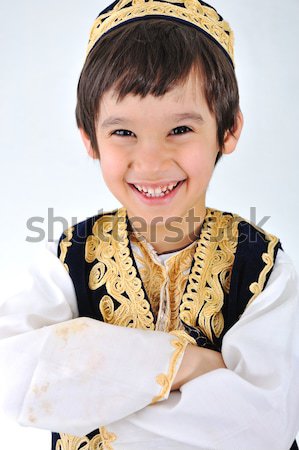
[87,0,234,63]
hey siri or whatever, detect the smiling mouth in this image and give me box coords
[129,180,185,199]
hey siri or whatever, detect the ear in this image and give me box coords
[222,110,244,155]
[79,128,99,160]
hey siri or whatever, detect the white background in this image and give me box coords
[0,0,298,448]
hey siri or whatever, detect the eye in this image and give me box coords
[111,129,135,137]
[170,126,192,135]
[111,126,192,137]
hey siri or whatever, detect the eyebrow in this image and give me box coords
[100,112,204,129]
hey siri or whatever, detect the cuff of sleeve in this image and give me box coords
[151,330,193,404]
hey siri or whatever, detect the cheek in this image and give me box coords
[182,147,217,181]
[100,152,127,185]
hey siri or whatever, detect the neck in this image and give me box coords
[128,205,207,255]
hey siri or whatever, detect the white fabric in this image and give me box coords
[108,248,299,449]
[0,242,186,436]
[0,241,298,449]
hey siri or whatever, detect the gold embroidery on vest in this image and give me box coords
[55,434,89,450]
[130,233,197,331]
[98,427,117,450]
[56,207,279,448]
[166,245,197,331]
[247,231,279,308]
[59,226,75,273]
[129,233,165,320]
[86,207,155,330]
[169,329,197,345]
[179,209,239,342]
[151,331,195,404]
[55,427,116,450]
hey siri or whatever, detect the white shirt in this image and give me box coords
[0,240,298,449]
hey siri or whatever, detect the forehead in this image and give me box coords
[98,69,207,117]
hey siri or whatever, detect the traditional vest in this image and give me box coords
[52,206,283,450]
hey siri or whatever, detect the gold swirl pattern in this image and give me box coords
[57,206,279,448]
[129,233,166,321]
[87,0,234,63]
[55,427,116,450]
[55,434,89,450]
[166,245,197,331]
[59,226,75,273]
[247,231,280,308]
[129,232,197,331]
[86,208,155,330]
[151,331,195,404]
[169,329,197,345]
[98,427,117,450]
[86,207,241,341]
[179,209,239,343]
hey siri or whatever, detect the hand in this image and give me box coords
[171,344,226,391]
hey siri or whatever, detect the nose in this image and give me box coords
[131,139,172,173]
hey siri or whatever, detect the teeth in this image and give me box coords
[134,182,179,196]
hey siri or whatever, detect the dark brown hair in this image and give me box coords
[76,18,240,163]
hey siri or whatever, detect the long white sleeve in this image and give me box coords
[104,249,299,450]
[1,242,298,448]
[0,242,189,436]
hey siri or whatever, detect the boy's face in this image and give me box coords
[81,70,241,232]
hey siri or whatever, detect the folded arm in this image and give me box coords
[1,243,298,449]
[103,250,299,450]
[0,242,191,436]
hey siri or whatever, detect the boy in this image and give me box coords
[0,1,299,449]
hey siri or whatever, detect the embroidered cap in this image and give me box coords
[86,0,235,66]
